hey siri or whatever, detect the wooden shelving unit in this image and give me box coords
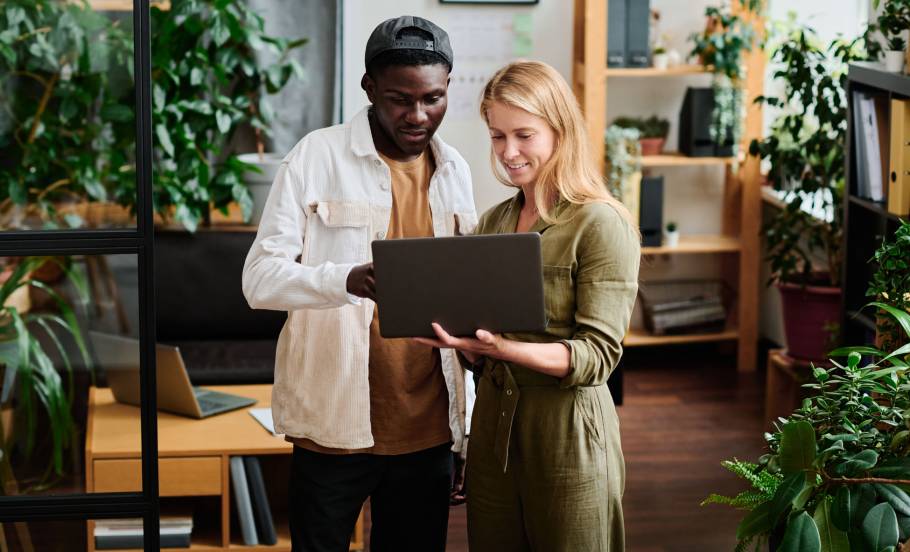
[572,0,765,372]
[624,326,739,347]
[842,63,910,346]
[641,234,741,255]
[606,65,709,77]
[641,153,734,167]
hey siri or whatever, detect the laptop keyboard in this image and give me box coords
[197,397,223,413]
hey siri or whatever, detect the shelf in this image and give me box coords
[606,65,709,77]
[640,153,733,167]
[641,235,741,255]
[623,327,739,347]
[848,195,909,223]
[88,0,170,9]
[848,62,910,97]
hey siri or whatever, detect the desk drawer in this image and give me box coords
[93,457,222,496]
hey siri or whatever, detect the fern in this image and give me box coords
[702,459,783,511]
[702,490,770,509]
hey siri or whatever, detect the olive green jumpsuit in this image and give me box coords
[466,193,640,552]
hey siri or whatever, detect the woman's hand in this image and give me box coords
[414,323,511,361]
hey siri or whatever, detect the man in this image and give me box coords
[242,15,476,552]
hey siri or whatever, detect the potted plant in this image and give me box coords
[0,0,135,230]
[689,2,759,161]
[612,116,670,156]
[0,256,91,494]
[604,124,643,222]
[148,0,306,231]
[875,0,910,72]
[664,221,679,247]
[749,25,875,363]
[867,219,910,351]
[703,304,910,551]
[652,46,669,70]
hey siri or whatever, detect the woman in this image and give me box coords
[417,61,640,550]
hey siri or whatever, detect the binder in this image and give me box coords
[243,456,278,545]
[853,91,871,199]
[626,0,651,67]
[889,98,910,215]
[860,94,885,201]
[607,0,626,67]
[230,456,259,546]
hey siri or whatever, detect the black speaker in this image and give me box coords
[678,87,734,157]
[639,175,663,247]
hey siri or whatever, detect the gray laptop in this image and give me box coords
[91,332,256,418]
[371,233,546,338]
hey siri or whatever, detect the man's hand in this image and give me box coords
[450,451,467,506]
[346,262,375,301]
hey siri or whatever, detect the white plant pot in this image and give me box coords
[237,152,284,225]
[885,50,905,73]
[666,49,682,68]
[652,53,669,70]
[664,230,679,247]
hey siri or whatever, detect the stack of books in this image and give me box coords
[231,456,277,546]
[94,516,192,549]
[639,280,728,335]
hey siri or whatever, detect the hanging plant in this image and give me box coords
[689,3,757,161]
[604,125,641,206]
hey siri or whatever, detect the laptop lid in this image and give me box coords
[91,332,203,418]
[371,233,546,338]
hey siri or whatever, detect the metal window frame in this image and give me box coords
[0,0,160,549]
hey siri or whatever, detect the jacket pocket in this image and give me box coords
[542,264,575,327]
[307,201,370,263]
[575,387,606,452]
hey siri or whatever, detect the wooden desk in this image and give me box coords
[85,384,364,551]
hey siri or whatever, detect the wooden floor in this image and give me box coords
[368,344,769,551]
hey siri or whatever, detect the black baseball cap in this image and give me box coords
[364,16,454,71]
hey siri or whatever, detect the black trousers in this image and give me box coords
[288,443,453,552]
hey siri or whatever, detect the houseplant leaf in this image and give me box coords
[780,420,817,473]
[771,472,808,523]
[736,501,774,540]
[779,511,821,552]
[872,484,910,517]
[813,497,850,552]
[862,502,899,552]
[833,450,879,476]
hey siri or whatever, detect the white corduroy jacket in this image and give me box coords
[242,107,477,453]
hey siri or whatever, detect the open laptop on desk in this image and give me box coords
[90,331,257,418]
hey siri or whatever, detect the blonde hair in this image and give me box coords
[480,61,633,225]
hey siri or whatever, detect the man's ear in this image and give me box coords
[361,73,376,104]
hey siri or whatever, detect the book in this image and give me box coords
[94,518,193,549]
[244,456,278,545]
[853,91,870,199]
[231,456,259,546]
[860,94,885,201]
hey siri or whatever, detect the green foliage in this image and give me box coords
[149,0,306,231]
[705,304,910,550]
[0,0,305,231]
[611,115,670,139]
[0,0,135,228]
[749,24,875,287]
[603,125,641,203]
[867,220,910,350]
[0,257,91,490]
[876,0,910,51]
[689,4,756,155]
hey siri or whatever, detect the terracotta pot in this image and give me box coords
[777,281,842,363]
[640,137,665,156]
